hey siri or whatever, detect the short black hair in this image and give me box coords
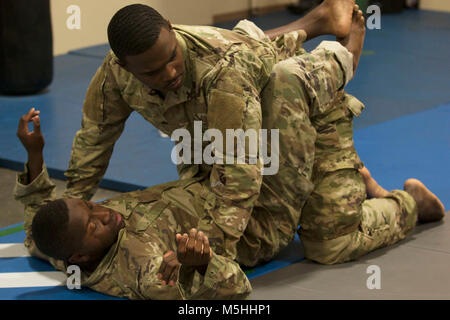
[107,4,170,62]
[31,199,78,261]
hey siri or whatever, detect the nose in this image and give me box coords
[164,63,177,82]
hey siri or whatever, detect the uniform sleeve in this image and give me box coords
[178,252,252,300]
[200,60,264,261]
[13,163,66,270]
[94,245,252,300]
[96,234,184,300]
[63,55,133,200]
[176,162,200,180]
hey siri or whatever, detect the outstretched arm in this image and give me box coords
[14,108,63,267]
[16,108,45,183]
[62,55,132,201]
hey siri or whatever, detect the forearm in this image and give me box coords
[178,252,252,300]
[63,141,114,200]
[27,152,43,183]
[14,161,57,256]
[64,54,132,200]
[200,163,262,260]
[203,64,265,260]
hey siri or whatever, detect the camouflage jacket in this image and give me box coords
[14,164,252,300]
[63,20,307,260]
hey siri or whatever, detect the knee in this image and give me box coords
[263,59,311,113]
[300,233,356,265]
[269,59,306,89]
[271,59,297,77]
[300,169,366,240]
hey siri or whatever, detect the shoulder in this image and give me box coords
[84,50,144,107]
[174,24,251,54]
[102,51,141,93]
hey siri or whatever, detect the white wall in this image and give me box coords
[50,0,294,55]
[50,0,216,55]
[419,0,450,13]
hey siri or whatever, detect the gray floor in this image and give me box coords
[1,167,449,299]
[249,215,450,300]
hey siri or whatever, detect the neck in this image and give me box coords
[77,258,101,275]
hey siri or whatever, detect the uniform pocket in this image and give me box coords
[131,201,167,233]
[345,94,365,117]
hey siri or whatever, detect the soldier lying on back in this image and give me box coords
[15,108,251,299]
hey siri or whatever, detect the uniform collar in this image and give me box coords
[81,229,125,286]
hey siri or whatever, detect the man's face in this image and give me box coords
[65,199,125,265]
[123,26,185,92]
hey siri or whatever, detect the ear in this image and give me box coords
[68,252,90,265]
[165,19,173,30]
[115,58,128,70]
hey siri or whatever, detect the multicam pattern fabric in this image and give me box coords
[61,20,323,263]
[257,42,418,266]
[297,90,418,265]
[14,20,420,299]
[15,166,252,300]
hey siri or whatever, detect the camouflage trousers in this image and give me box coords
[249,41,419,266]
[299,94,418,265]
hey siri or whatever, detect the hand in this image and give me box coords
[157,251,181,287]
[176,228,212,275]
[17,108,44,155]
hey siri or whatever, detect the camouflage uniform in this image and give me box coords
[13,20,360,301]
[62,20,331,262]
[15,164,251,300]
[261,50,418,265]
[30,18,417,292]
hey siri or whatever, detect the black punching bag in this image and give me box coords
[370,0,404,14]
[0,0,53,95]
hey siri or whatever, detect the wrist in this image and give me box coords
[195,264,208,276]
[27,153,44,183]
[27,150,43,161]
[27,150,43,159]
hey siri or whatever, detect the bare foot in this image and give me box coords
[404,179,445,223]
[337,7,366,77]
[359,167,390,198]
[264,0,355,41]
[319,0,355,38]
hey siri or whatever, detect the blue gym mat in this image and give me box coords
[0,8,449,299]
